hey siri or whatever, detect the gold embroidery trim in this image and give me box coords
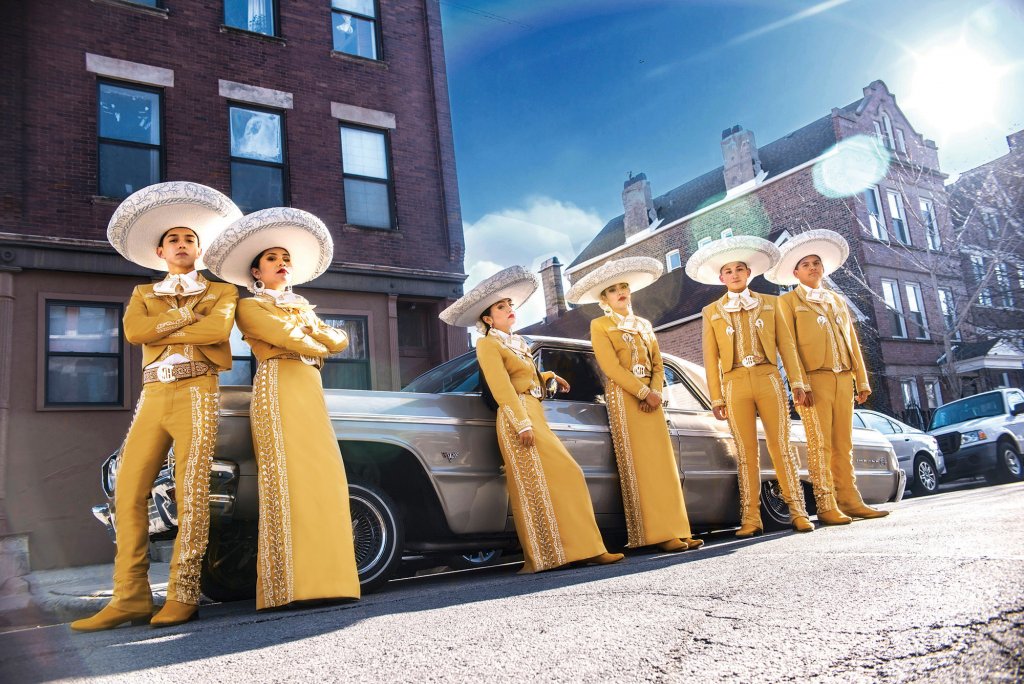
[797,398,837,513]
[768,373,808,519]
[724,379,758,527]
[606,383,645,547]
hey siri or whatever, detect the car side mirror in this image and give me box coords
[1011,402,1024,416]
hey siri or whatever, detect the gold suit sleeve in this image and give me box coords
[774,302,807,391]
[309,317,350,355]
[161,286,238,346]
[702,309,725,408]
[236,299,330,357]
[476,337,532,432]
[847,306,871,394]
[649,333,665,395]
[591,319,650,400]
[123,286,197,344]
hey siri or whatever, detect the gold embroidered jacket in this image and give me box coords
[123,276,238,370]
[235,296,349,364]
[777,288,871,394]
[701,291,807,408]
[476,335,555,433]
[590,315,663,401]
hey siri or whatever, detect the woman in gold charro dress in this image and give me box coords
[567,257,703,553]
[205,208,359,609]
[440,266,623,573]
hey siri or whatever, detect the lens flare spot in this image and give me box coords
[812,135,891,199]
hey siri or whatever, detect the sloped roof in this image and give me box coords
[569,104,858,268]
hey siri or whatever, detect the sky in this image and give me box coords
[438,0,1024,329]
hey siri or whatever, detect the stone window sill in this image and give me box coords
[91,0,169,18]
[219,24,287,46]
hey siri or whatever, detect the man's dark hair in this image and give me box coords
[159,227,199,247]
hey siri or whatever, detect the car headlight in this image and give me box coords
[960,430,987,445]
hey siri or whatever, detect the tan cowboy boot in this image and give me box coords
[581,552,625,565]
[657,539,688,552]
[683,538,705,550]
[150,600,199,628]
[735,523,763,538]
[791,515,815,532]
[840,503,890,519]
[817,509,853,526]
[70,604,153,632]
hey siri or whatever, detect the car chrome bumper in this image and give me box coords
[893,468,907,502]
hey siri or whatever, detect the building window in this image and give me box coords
[224,0,277,36]
[665,249,681,272]
[894,128,907,154]
[45,301,123,406]
[905,283,929,340]
[864,186,886,240]
[319,315,371,389]
[938,287,960,341]
[332,0,379,59]
[720,228,734,239]
[340,125,394,229]
[920,198,940,250]
[97,81,162,199]
[881,113,895,150]
[995,263,1014,308]
[886,190,910,244]
[924,379,942,409]
[697,236,712,249]
[900,378,921,410]
[971,255,993,307]
[881,279,907,338]
[229,104,286,213]
[981,210,998,239]
[872,120,885,148]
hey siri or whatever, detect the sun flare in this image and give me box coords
[905,41,1002,136]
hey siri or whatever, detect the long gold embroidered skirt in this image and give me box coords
[251,358,360,609]
[606,383,692,547]
[496,394,608,572]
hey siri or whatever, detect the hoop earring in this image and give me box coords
[284,284,293,293]
[253,279,265,294]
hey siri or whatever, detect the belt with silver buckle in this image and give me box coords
[529,386,543,399]
[741,355,757,368]
[144,361,212,385]
[632,364,650,378]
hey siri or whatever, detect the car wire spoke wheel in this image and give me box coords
[348,482,404,592]
[351,495,388,573]
[759,480,791,530]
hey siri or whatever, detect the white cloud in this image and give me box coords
[462,196,604,332]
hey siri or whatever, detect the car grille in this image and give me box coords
[935,432,961,455]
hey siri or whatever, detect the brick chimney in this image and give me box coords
[721,125,762,191]
[622,173,656,240]
[539,256,567,319]
[1007,130,1024,153]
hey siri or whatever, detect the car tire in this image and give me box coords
[759,480,792,531]
[911,455,940,496]
[201,522,258,603]
[350,481,404,593]
[993,441,1024,484]
[445,549,504,571]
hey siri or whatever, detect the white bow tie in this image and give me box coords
[723,290,758,312]
[153,272,205,296]
[806,288,834,304]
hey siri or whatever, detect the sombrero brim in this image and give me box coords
[566,256,664,305]
[440,265,539,328]
[106,181,242,271]
[684,235,780,285]
[203,207,334,287]
[764,229,850,285]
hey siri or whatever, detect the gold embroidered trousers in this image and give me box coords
[605,383,692,547]
[722,364,808,527]
[110,374,218,612]
[496,394,608,572]
[797,370,866,512]
[251,358,360,609]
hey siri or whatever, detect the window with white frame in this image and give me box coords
[995,263,1014,308]
[938,287,960,340]
[981,210,998,239]
[971,255,993,306]
[665,249,681,272]
[905,282,929,339]
[901,378,921,409]
[924,379,942,409]
[720,228,734,239]
[872,120,884,146]
[920,198,940,250]
[864,185,886,240]
[894,128,907,154]
[332,0,380,60]
[697,236,712,249]
[881,279,907,338]
[881,113,895,150]
[886,190,910,244]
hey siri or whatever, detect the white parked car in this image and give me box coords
[927,388,1024,485]
[854,409,945,496]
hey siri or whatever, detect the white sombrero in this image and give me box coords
[764,229,850,286]
[439,265,538,328]
[203,207,334,287]
[565,256,664,305]
[684,235,780,285]
[106,181,242,271]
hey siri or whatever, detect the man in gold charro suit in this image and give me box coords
[72,182,241,631]
[686,235,814,536]
[766,229,889,522]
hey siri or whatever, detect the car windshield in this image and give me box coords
[929,393,1005,430]
[402,351,481,394]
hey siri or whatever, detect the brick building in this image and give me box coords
[0,0,467,569]
[524,81,970,426]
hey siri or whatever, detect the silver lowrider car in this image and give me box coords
[93,335,905,598]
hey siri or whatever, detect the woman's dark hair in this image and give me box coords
[250,250,268,271]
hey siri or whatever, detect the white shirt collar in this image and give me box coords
[153,270,205,296]
[723,288,758,311]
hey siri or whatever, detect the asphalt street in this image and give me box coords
[1,481,1022,683]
